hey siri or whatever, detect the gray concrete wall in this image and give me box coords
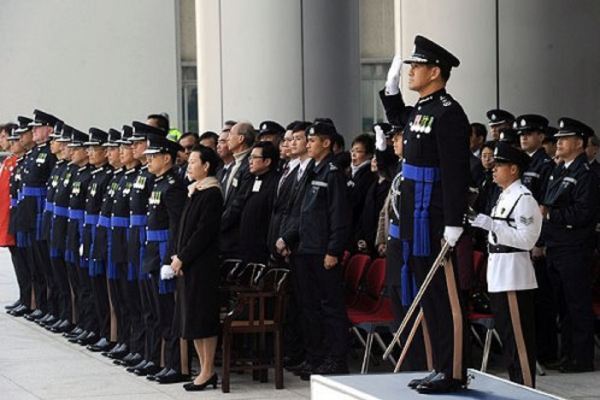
[0,0,180,130]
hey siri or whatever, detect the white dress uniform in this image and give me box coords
[487,179,542,292]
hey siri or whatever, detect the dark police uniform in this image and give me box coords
[142,134,187,381]
[81,128,113,346]
[542,118,599,372]
[291,122,351,375]
[21,110,58,321]
[391,36,471,393]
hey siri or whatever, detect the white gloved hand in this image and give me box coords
[443,226,464,247]
[384,55,403,96]
[374,125,387,151]
[471,214,493,231]
[160,264,175,280]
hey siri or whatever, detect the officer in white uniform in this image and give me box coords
[471,142,542,388]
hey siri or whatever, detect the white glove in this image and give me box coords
[160,264,175,280]
[443,226,463,247]
[374,125,387,151]
[384,55,403,95]
[471,214,493,231]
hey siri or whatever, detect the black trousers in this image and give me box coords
[51,255,72,321]
[107,277,124,343]
[385,237,428,371]
[140,275,161,364]
[282,259,305,360]
[115,262,144,354]
[293,254,349,365]
[532,256,558,362]
[31,240,54,314]
[91,273,110,338]
[75,261,97,332]
[65,261,81,324]
[412,234,468,381]
[546,245,594,367]
[9,246,32,308]
[151,273,181,371]
[490,290,536,387]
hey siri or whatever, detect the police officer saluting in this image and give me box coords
[471,142,542,387]
[542,118,599,372]
[394,36,471,393]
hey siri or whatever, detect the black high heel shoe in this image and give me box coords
[183,373,218,391]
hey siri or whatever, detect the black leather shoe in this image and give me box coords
[5,300,21,310]
[559,360,594,373]
[183,373,218,391]
[25,309,43,321]
[77,331,98,346]
[416,372,466,394]
[156,369,190,384]
[88,338,112,352]
[313,358,349,375]
[51,320,74,334]
[40,315,58,327]
[113,352,136,366]
[135,361,161,376]
[127,359,149,373]
[35,313,53,325]
[68,330,89,343]
[292,360,316,375]
[408,370,437,389]
[9,304,31,317]
[106,344,129,360]
[46,319,64,331]
[147,367,169,381]
[544,356,568,370]
[64,326,83,338]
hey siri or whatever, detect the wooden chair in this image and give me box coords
[221,268,289,393]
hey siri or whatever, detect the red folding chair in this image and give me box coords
[347,258,396,373]
[343,254,371,307]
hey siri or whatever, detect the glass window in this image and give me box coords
[360,61,390,133]
[181,65,198,133]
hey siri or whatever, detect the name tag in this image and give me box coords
[252,180,262,192]
[311,180,328,188]
[232,178,239,188]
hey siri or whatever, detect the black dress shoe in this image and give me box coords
[156,369,190,384]
[77,331,98,346]
[544,356,568,370]
[183,373,218,391]
[113,352,136,366]
[292,360,316,375]
[147,367,169,381]
[9,304,31,317]
[51,320,73,334]
[135,361,161,376]
[5,300,21,310]
[41,315,58,327]
[559,360,594,373]
[25,309,43,321]
[408,370,437,389]
[127,359,149,373]
[106,344,129,360]
[46,319,64,331]
[416,372,466,394]
[68,330,89,343]
[64,326,83,338]
[87,338,112,352]
[35,313,53,325]
[313,358,349,375]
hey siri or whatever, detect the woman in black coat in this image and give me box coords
[170,145,223,391]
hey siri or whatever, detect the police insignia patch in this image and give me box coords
[519,216,534,225]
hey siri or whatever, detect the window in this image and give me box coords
[360,61,390,132]
[181,65,198,133]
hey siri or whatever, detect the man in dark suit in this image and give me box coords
[220,122,255,259]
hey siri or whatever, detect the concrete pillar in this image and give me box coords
[195,0,361,137]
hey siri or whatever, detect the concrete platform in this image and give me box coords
[312,370,564,400]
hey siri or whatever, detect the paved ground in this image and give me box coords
[1,248,598,399]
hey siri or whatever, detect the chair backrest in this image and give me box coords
[222,258,244,284]
[236,263,267,288]
[363,258,387,298]
[344,254,371,292]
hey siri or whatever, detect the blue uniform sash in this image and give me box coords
[147,229,174,294]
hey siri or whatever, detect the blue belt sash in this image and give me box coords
[402,163,441,257]
[84,213,104,277]
[10,198,17,208]
[54,206,69,217]
[22,185,47,241]
[147,229,174,294]
[130,214,147,226]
